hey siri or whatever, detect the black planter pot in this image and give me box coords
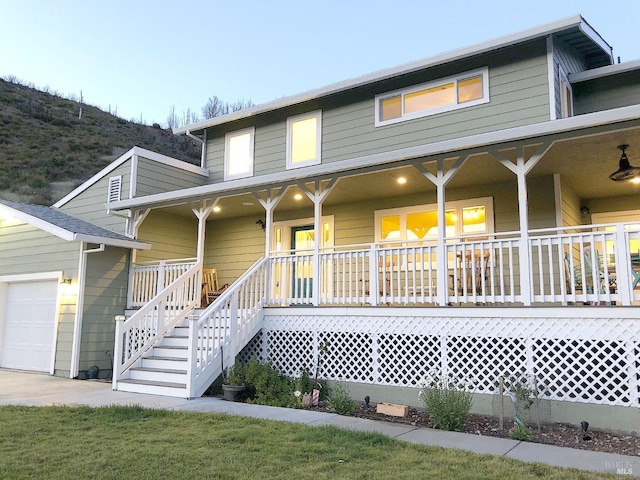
[222,384,247,401]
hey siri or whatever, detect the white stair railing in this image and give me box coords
[113,263,201,390]
[128,258,198,307]
[187,258,268,398]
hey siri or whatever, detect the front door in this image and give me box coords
[291,225,314,302]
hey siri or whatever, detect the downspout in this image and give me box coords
[186,129,207,169]
[70,242,106,378]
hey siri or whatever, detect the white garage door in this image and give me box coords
[1,280,58,372]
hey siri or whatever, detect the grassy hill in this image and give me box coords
[0,78,201,205]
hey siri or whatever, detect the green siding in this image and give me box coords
[553,37,589,119]
[80,247,129,376]
[203,40,551,183]
[58,161,132,234]
[135,156,207,197]
[573,70,640,114]
[0,221,80,376]
[204,216,265,286]
[136,210,197,262]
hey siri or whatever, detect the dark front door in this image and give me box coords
[291,225,314,302]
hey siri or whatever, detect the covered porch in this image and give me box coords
[126,120,640,310]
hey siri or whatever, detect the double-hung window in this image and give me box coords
[224,127,255,180]
[375,67,489,126]
[286,110,322,169]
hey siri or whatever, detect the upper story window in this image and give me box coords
[375,67,490,127]
[224,127,255,180]
[286,110,322,169]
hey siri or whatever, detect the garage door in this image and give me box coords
[1,280,58,372]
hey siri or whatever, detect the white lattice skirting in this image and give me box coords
[240,308,640,408]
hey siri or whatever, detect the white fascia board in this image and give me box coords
[174,15,589,136]
[111,103,640,212]
[570,59,640,83]
[577,16,613,62]
[72,233,151,250]
[0,203,75,241]
[132,146,209,176]
[52,147,136,208]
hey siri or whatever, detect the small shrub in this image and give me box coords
[510,422,534,441]
[223,363,246,386]
[243,356,296,407]
[326,383,357,415]
[418,371,474,431]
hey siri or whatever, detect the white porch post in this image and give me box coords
[415,156,468,306]
[298,179,338,306]
[490,142,551,307]
[190,200,216,307]
[614,223,633,305]
[254,188,286,303]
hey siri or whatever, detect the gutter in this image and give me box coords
[186,130,207,169]
[70,243,106,378]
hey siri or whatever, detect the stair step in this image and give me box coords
[129,366,187,383]
[152,345,188,358]
[140,356,187,370]
[116,378,187,398]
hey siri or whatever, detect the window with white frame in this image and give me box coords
[286,110,322,169]
[375,67,489,126]
[375,197,494,243]
[224,127,255,180]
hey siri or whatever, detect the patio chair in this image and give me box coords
[201,268,225,306]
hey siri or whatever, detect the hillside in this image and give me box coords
[0,78,201,205]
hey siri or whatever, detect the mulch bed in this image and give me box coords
[344,403,639,457]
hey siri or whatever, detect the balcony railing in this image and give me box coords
[267,223,640,307]
[129,258,198,307]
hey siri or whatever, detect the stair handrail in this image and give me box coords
[187,257,268,397]
[113,263,202,389]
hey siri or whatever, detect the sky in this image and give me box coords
[1,1,638,128]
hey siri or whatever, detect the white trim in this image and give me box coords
[53,146,208,208]
[374,68,489,127]
[286,110,322,170]
[130,154,138,198]
[107,175,122,203]
[547,36,556,121]
[72,233,150,250]
[224,127,255,181]
[569,59,640,83]
[271,216,334,253]
[109,103,640,212]
[0,202,75,241]
[553,174,563,227]
[0,271,63,283]
[173,15,610,135]
[559,65,573,119]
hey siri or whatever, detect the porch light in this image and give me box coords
[60,278,72,285]
[609,144,640,182]
[397,176,407,185]
[294,193,303,200]
[213,206,221,213]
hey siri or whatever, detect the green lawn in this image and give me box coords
[0,405,615,480]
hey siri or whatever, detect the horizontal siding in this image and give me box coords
[0,222,81,376]
[573,70,640,114]
[203,40,550,183]
[204,216,265,286]
[57,161,132,234]
[135,157,207,197]
[80,247,129,375]
[136,210,197,262]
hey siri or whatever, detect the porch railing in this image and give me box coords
[266,222,640,307]
[113,263,201,389]
[187,257,268,398]
[128,258,198,307]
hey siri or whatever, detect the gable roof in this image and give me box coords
[52,146,209,208]
[174,15,612,136]
[0,199,150,250]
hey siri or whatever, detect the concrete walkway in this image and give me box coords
[0,370,637,476]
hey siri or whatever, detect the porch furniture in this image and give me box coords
[201,268,221,306]
[631,255,640,289]
[455,250,490,294]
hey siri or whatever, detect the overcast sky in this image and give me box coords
[1,1,638,127]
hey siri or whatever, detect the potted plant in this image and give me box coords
[221,363,247,401]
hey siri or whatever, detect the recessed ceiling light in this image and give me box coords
[397,177,407,185]
[213,206,221,213]
[242,201,255,206]
[294,193,303,200]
